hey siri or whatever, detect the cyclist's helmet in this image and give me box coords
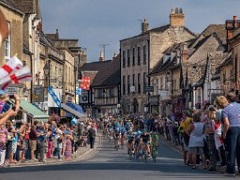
[116,127,120,132]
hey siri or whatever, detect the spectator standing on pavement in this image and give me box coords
[88,124,96,149]
[213,109,226,167]
[179,111,193,166]
[36,122,48,163]
[0,124,7,167]
[216,95,240,176]
[29,121,38,161]
[63,130,73,161]
[188,111,206,169]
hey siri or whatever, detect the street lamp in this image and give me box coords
[43,60,50,87]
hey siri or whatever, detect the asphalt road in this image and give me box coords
[0,137,230,180]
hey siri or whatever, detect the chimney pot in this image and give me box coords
[99,51,104,61]
[169,7,185,27]
[141,18,149,33]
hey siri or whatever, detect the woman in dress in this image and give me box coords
[188,111,206,169]
[63,131,73,161]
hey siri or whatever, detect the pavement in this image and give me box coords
[159,136,230,174]
[7,133,103,168]
[4,132,232,175]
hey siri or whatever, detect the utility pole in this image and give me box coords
[99,44,109,61]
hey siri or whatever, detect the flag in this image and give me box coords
[0,56,23,78]
[0,56,32,90]
[80,76,91,90]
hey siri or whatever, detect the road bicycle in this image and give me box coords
[151,144,157,163]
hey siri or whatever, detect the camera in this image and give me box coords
[9,94,14,99]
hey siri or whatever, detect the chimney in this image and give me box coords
[99,51,104,61]
[169,8,185,27]
[225,16,239,51]
[141,18,149,33]
[55,29,59,40]
[113,52,117,60]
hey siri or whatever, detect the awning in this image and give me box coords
[61,102,86,118]
[19,100,49,122]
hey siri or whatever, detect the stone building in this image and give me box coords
[79,54,120,117]
[120,8,195,114]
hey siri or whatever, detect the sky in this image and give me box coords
[41,0,240,62]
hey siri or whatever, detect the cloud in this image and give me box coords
[41,0,240,62]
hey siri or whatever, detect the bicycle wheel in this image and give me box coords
[152,149,157,163]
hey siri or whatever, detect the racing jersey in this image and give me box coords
[141,133,150,143]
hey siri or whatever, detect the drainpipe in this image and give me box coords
[28,51,34,103]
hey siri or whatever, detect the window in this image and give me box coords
[127,75,130,94]
[109,88,114,97]
[132,48,135,66]
[127,49,130,67]
[235,54,238,82]
[143,72,146,93]
[138,73,141,93]
[132,74,135,86]
[98,89,103,98]
[123,76,126,95]
[5,22,10,61]
[143,45,147,64]
[122,51,126,67]
[137,47,141,65]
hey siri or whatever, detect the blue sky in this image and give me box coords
[41,0,240,62]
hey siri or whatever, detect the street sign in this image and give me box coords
[32,87,44,102]
[5,87,18,94]
[76,88,82,95]
[144,86,154,92]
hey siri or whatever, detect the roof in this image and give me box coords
[39,31,54,47]
[121,24,196,42]
[150,57,170,75]
[0,0,24,15]
[80,56,120,87]
[8,0,35,14]
[191,24,226,48]
[217,52,233,69]
[202,24,226,43]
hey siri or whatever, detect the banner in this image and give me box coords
[48,86,61,107]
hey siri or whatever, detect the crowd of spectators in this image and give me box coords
[0,91,98,168]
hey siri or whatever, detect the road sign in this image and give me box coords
[5,87,18,94]
[144,86,154,92]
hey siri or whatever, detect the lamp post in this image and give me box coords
[43,60,50,88]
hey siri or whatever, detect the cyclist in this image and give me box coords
[125,119,132,133]
[113,127,121,149]
[120,125,127,148]
[127,132,135,155]
[134,130,142,158]
[150,131,159,155]
[141,129,151,157]
[151,131,159,149]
